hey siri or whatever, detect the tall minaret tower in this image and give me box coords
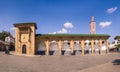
[90,16,96,34]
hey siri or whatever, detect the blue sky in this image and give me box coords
[0,0,120,42]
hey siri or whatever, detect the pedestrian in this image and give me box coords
[5,45,10,55]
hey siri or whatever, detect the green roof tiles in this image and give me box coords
[36,34,110,37]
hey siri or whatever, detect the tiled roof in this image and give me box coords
[36,34,110,37]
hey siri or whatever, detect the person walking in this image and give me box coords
[5,45,10,54]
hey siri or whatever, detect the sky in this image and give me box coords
[0,0,120,42]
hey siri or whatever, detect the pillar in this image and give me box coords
[81,40,85,56]
[18,29,21,54]
[106,39,109,53]
[58,40,62,55]
[28,29,31,55]
[99,39,102,55]
[28,42,31,55]
[91,39,94,55]
[70,40,74,54]
[45,40,50,55]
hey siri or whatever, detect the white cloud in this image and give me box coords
[107,7,118,13]
[49,22,74,34]
[49,28,68,34]
[52,32,57,34]
[99,21,112,28]
[57,28,68,33]
[64,22,74,28]
[48,32,56,34]
[48,32,57,34]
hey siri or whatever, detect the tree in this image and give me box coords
[0,31,11,41]
[115,44,120,49]
[115,44,120,52]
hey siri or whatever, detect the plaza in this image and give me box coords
[0,52,120,72]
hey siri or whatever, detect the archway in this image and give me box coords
[22,44,26,54]
[102,40,107,54]
[62,40,71,55]
[49,40,59,55]
[37,41,46,55]
[73,41,82,55]
[94,40,100,54]
[84,40,91,54]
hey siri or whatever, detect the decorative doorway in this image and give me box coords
[22,44,26,54]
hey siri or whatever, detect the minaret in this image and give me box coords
[90,16,96,34]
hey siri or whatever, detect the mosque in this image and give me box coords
[14,16,110,56]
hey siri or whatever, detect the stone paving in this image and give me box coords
[0,52,120,72]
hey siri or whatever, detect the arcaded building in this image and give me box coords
[14,17,110,55]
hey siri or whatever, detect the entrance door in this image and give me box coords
[22,44,26,54]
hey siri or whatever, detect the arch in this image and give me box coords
[22,44,26,54]
[62,40,71,55]
[95,40,99,44]
[37,41,46,55]
[84,40,91,54]
[73,41,82,55]
[102,40,107,54]
[49,40,59,55]
[94,40,100,54]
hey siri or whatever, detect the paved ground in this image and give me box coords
[0,52,120,72]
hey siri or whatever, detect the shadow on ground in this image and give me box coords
[112,59,120,65]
